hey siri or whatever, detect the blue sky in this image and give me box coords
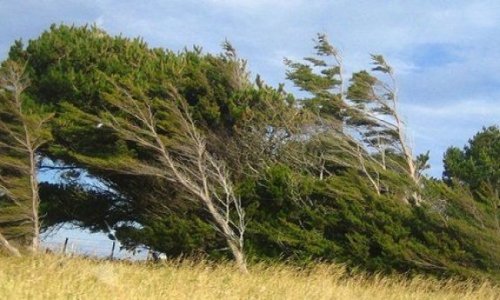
[1,0,499,177]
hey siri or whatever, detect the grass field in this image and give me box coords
[0,255,498,299]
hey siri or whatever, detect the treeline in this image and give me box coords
[0,24,499,278]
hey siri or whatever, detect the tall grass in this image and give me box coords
[0,255,498,299]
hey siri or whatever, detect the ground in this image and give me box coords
[1,255,499,299]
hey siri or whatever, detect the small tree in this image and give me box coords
[347,56,420,188]
[285,34,422,202]
[443,126,499,195]
[81,80,248,272]
[285,34,346,127]
[0,61,53,253]
[283,34,349,179]
[443,126,499,233]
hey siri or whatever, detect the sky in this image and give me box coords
[1,0,499,178]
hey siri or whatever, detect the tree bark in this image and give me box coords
[29,150,40,252]
[18,82,41,252]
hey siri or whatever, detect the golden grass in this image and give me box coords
[0,255,498,299]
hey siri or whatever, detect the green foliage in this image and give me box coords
[116,214,221,258]
[443,125,499,197]
[241,165,500,278]
[1,25,499,279]
[285,33,345,120]
[0,60,53,246]
[346,58,400,152]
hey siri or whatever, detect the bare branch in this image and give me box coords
[102,81,248,272]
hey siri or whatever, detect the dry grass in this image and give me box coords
[0,255,498,299]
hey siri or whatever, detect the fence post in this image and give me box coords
[62,237,69,255]
[110,241,116,260]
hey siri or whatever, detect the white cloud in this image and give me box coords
[1,0,499,176]
[204,0,307,9]
[405,99,500,119]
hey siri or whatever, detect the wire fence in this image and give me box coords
[42,237,148,261]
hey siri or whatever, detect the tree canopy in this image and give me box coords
[443,126,499,197]
[0,24,499,280]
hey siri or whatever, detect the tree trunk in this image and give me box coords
[493,186,500,236]
[203,197,248,273]
[27,143,40,252]
[228,240,248,273]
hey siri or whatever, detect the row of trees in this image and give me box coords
[0,25,499,278]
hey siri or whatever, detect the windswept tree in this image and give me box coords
[285,34,346,123]
[285,34,425,203]
[0,61,53,253]
[283,34,349,179]
[8,25,288,261]
[69,79,249,272]
[4,25,499,279]
[347,57,419,181]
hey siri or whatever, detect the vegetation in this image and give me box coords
[0,61,53,253]
[0,255,499,299]
[0,24,499,282]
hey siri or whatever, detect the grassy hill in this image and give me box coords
[0,255,498,299]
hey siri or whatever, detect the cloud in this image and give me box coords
[204,0,306,9]
[405,99,500,120]
[406,43,464,70]
[403,98,499,177]
[0,0,499,177]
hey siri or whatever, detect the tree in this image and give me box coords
[443,126,500,233]
[443,126,499,195]
[347,56,418,180]
[285,33,346,124]
[6,25,500,279]
[14,25,297,259]
[284,35,422,203]
[283,34,361,181]
[345,55,427,204]
[76,80,249,272]
[0,60,53,253]
[7,25,252,257]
